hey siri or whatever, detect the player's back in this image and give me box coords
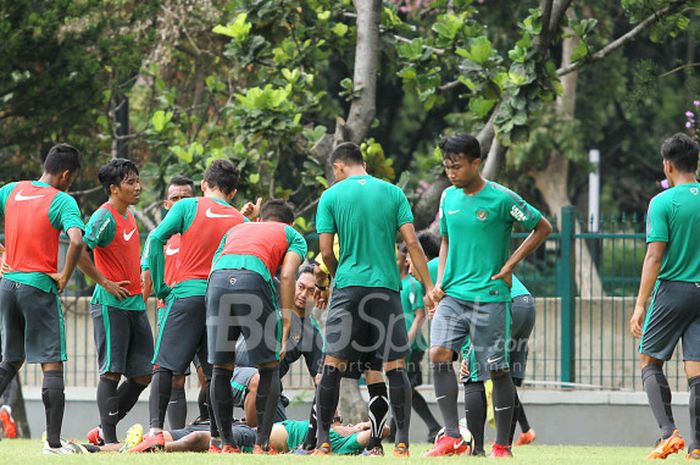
[318,175,412,291]
[650,183,700,281]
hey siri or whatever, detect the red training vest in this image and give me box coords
[220,222,290,277]
[175,197,245,283]
[4,181,61,273]
[92,203,143,296]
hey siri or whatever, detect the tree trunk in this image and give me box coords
[532,11,604,297]
[338,378,366,425]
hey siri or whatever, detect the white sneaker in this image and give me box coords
[43,441,87,455]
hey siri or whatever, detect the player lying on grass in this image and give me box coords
[123,418,389,454]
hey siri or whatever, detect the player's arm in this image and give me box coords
[408,308,425,344]
[631,198,669,338]
[51,227,85,293]
[631,242,666,338]
[399,223,434,298]
[48,193,86,293]
[0,242,9,276]
[429,235,449,313]
[279,251,303,361]
[145,200,187,299]
[492,216,552,287]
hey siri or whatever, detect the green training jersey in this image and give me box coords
[439,182,542,302]
[400,274,427,351]
[281,420,362,455]
[315,175,413,291]
[646,182,700,282]
[84,207,145,311]
[0,181,84,293]
[510,275,530,299]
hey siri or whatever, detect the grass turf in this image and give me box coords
[0,440,684,464]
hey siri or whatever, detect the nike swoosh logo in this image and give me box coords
[453,440,464,449]
[165,245,179,256]
[123,228,137,241]
[447,209,460,215]
[487,357,501,364]
[14,190,46,201]
[108,411,119,416]
[435,395,447,401]
[205,207,235,219]
[494,406,511,412]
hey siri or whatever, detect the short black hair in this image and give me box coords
[168,175,195,193]
[439,134,481,161]
[661,133,699,173]
[204,159,239,195]
[43,143,82,174]
[298,264,315,278]
[417,231,440,260]
[398,242,407,256]
[261,199,295,224]
[98,158,139,196]
[330,142,364,166]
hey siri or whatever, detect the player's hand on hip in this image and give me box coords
[630,304,646,339]
[279,340,287,362]
[103,280,131,300]
[48,273,68,293]
[491,266,512,288]
[0,260,11,277]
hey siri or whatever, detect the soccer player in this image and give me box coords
[426,134,551,458]
[314,142,435,457]
[631,133,700,460]
[141,175,204,429]
[206,199,307,453]
[136,159,246,451]
[76,159,153,447]
[0,144,85,454]
[459,274,537,455]
[231,267,323,427]
[396,236,442,443]
[126,417,389,454]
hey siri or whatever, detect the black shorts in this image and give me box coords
[342,352,384,380]
[169,423,209,441]
[325,286,408,363]
[0,278,66,364]
[640,280,700,361]
[153,296,210,376]
[207,270,280,367]
[509,295,536,380]
[91,304,154,377]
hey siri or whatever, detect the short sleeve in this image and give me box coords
[315,191,336,234]
[0,182,17,215]
[50,192,85,232]
[646,195,669,243]
[396,187,414,228]
[285,226,308,260]
[500,187,542,231]
[84,208,115,249]
[439,189,448,236]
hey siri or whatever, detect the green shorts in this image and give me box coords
[281,420,363,455]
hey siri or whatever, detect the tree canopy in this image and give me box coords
[1,0,698,231]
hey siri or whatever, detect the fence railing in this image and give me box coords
[2,208,689,391]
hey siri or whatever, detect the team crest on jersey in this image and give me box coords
[476,209,488,221]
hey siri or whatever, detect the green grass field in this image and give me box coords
[0,440,685,464]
